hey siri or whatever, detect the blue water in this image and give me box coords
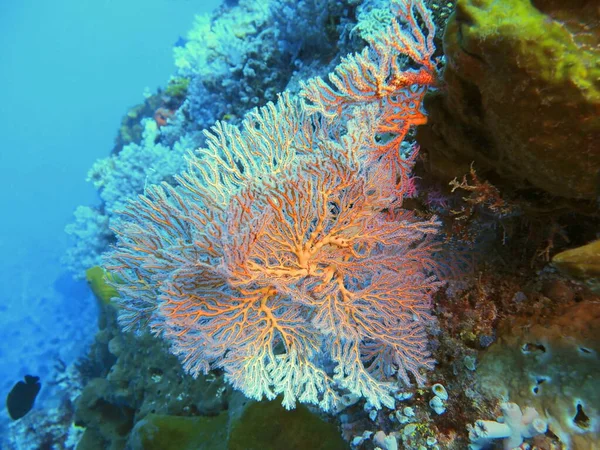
[0,0,220,428]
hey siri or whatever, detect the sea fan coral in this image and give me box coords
[106,0,441,411]
[301,0,438,193]
[107,98,440,411]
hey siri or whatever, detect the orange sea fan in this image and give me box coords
[105,0,442,412]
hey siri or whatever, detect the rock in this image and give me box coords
[419,0,600,199]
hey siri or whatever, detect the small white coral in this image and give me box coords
[373,430,399,450]
[173,0,269,77]
[468,402,547,450]
[431,383,448,400]
[429,395,446,415]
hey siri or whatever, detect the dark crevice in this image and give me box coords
[532,376,548,395]
[457,27,482,62]
[574,403,590,430]
[522,343,546,354]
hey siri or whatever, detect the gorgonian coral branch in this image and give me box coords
[106,0,442,412]
[300,0,437,193]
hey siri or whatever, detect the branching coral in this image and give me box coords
[301,0,438,193]
[106,0,441,412]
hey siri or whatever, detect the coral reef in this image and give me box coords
[55,0,600,449]
[73,300,232,449]
[174,0,289,130]
[468,402,547,450]
[64,206,114,278]
[477,300,600,449]
[74,297,351,449]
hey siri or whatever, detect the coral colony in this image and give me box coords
[23,0,595,448]
[106,0,441,412]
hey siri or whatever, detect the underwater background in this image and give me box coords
[0,0,598,449]
[0,0,220,444]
